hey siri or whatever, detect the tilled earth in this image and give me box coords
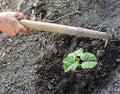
[0,0,120,94]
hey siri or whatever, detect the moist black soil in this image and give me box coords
[0,0,120,94]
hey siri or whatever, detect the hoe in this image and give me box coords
[20,20,112,40]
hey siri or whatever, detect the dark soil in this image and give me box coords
[0,0,120,94]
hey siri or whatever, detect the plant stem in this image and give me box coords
[77,63,81,68]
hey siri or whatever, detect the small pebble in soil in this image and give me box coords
[97,50,105,57]
[116,59,120,63]
[92,40,99,46]
[8,38,13,42]
[47,83,54,90]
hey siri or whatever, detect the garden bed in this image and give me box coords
[0,0,120,94]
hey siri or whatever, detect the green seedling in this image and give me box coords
[63,48,97,72]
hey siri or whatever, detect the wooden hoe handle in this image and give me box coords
[20,20,112,40]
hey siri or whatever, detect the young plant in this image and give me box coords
[63,48,97,72]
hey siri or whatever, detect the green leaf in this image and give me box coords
[81,61,97,69]
[63,56,78,72]
[80,52,97,69]
[63,56,75,64]
[68,48,83,57]
[80,52,97,61]
[74,48,84,57]
[63,63,78,72]
[68,53,76,59]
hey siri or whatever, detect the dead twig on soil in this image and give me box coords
[17,0,24,12]
[0,3,4,12]
[48,10,81,23]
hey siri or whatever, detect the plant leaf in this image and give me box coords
[80,52,97,61]
[63,56,75,64]
[68,53,76,59]
[81,61,97,69]
[63,63,78,72]
[63,56,78,72]
[74,48,83,57]
[68,48,83,57]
